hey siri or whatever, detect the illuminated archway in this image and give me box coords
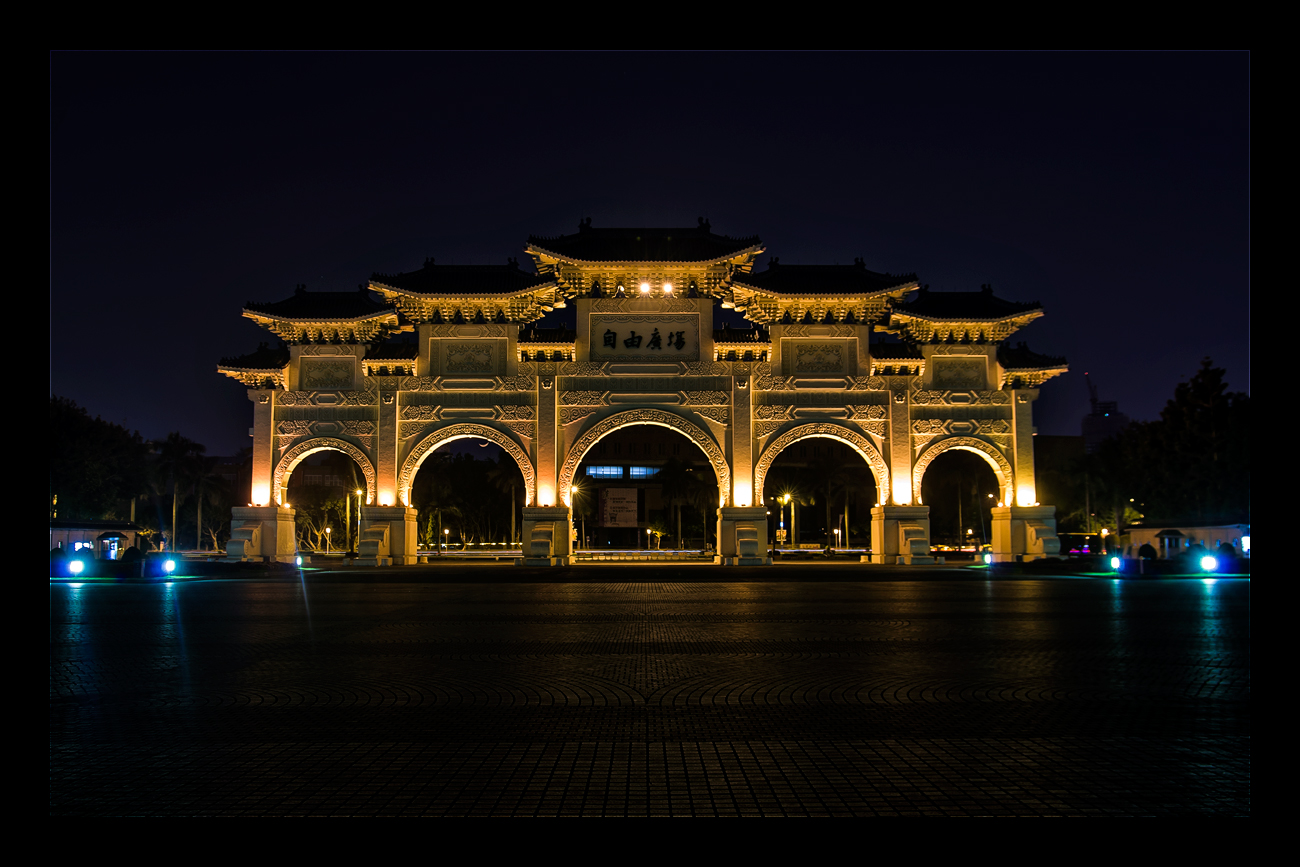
[558,409,731,508]
[274,437,377,506]
[753,423,890,508]
[913,436,1013,506]
[398,423,536,508]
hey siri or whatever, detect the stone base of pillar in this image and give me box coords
[870,505,935,565]
[518,506,571,566]
[716,506,772,565]
[356,506,419,566]
[991,505,1060,562]
[226,506,297,562]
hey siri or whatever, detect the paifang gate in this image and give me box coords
[218,220,1068,566]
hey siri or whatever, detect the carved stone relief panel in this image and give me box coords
[442,340,504,375]
[931,357,988,390]
[784,341,847,375]
[300,357,356,389]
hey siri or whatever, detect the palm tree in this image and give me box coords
[156,433,204,552]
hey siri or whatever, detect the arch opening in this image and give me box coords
[569,425,720,551]
[399,423,536,513]
[912,436,1014,510]
[559,410,730,551]
[918,449,1001,554]
[408,435,528,553]
[277,442,373,554]
[754,425,889,550]
[274,437,377,508]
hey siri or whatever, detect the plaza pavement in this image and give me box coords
[50,563,1249,816]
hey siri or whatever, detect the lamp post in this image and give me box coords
[325,526,332,554]
[354,489,363,553]
[443,527,449,555]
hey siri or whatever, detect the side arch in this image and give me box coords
[912,436,1013,506]
[274,437,377,506]
[558,409,731,507]
[398,423,536,508]
[753,423,890,507]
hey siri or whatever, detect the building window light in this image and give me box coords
[629,466,659,479]
[586,466,623,479]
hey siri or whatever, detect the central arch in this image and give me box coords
[273,437,377,506]
[912,436,1013,506]
[753,423,890,507]
[558,409,731,508]
[398,423,536,508]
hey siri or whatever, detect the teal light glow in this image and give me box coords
[164,559,176,573]
[1110,557,1121,570]
[1200,556,1217,571]
[69,560,84,575]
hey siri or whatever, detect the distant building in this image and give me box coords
[1082,374,1130,453]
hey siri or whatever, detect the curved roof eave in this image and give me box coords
[525,243,765,267]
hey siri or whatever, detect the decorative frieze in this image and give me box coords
[560,390,606,406]
[683,391,729,405]
[693,406,729,424]
[849,405,887,420]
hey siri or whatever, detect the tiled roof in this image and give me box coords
[893,285,1041,319]
[869,342,924,360]
[218,343,290,369]
[998,342,1067,369]
[364,343,419,360]
[528,219,762,262]
[737,260,916,294]
[518,326,577,344]
[372,260,552,295]
[246,286,395,320]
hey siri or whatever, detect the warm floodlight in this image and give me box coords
[1200,556,1217,571]
[663,282,673,293]
[639,282,650,294]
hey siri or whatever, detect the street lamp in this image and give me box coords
[325,526,332,553]
[443,527,450,555]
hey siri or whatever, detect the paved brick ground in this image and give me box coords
[50,567,1249,816]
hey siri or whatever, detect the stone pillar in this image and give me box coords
[227,505,297,562]
[884,376,914,504]
[536,370,559,507]
[716,505,771,565]
[519,505,572,566]
[868,505,934,565]
[248,389,275,506]
[357,505,420,566]
[730,374,754,507]
[376,385,400,507]
[1010,387,1040,506]
[991,505,1060,562]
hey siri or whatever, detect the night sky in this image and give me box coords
[51,52,1249,457]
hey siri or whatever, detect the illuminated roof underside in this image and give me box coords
[527,223,765,301]
[370,261,563,324]
[732,262,916,326]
